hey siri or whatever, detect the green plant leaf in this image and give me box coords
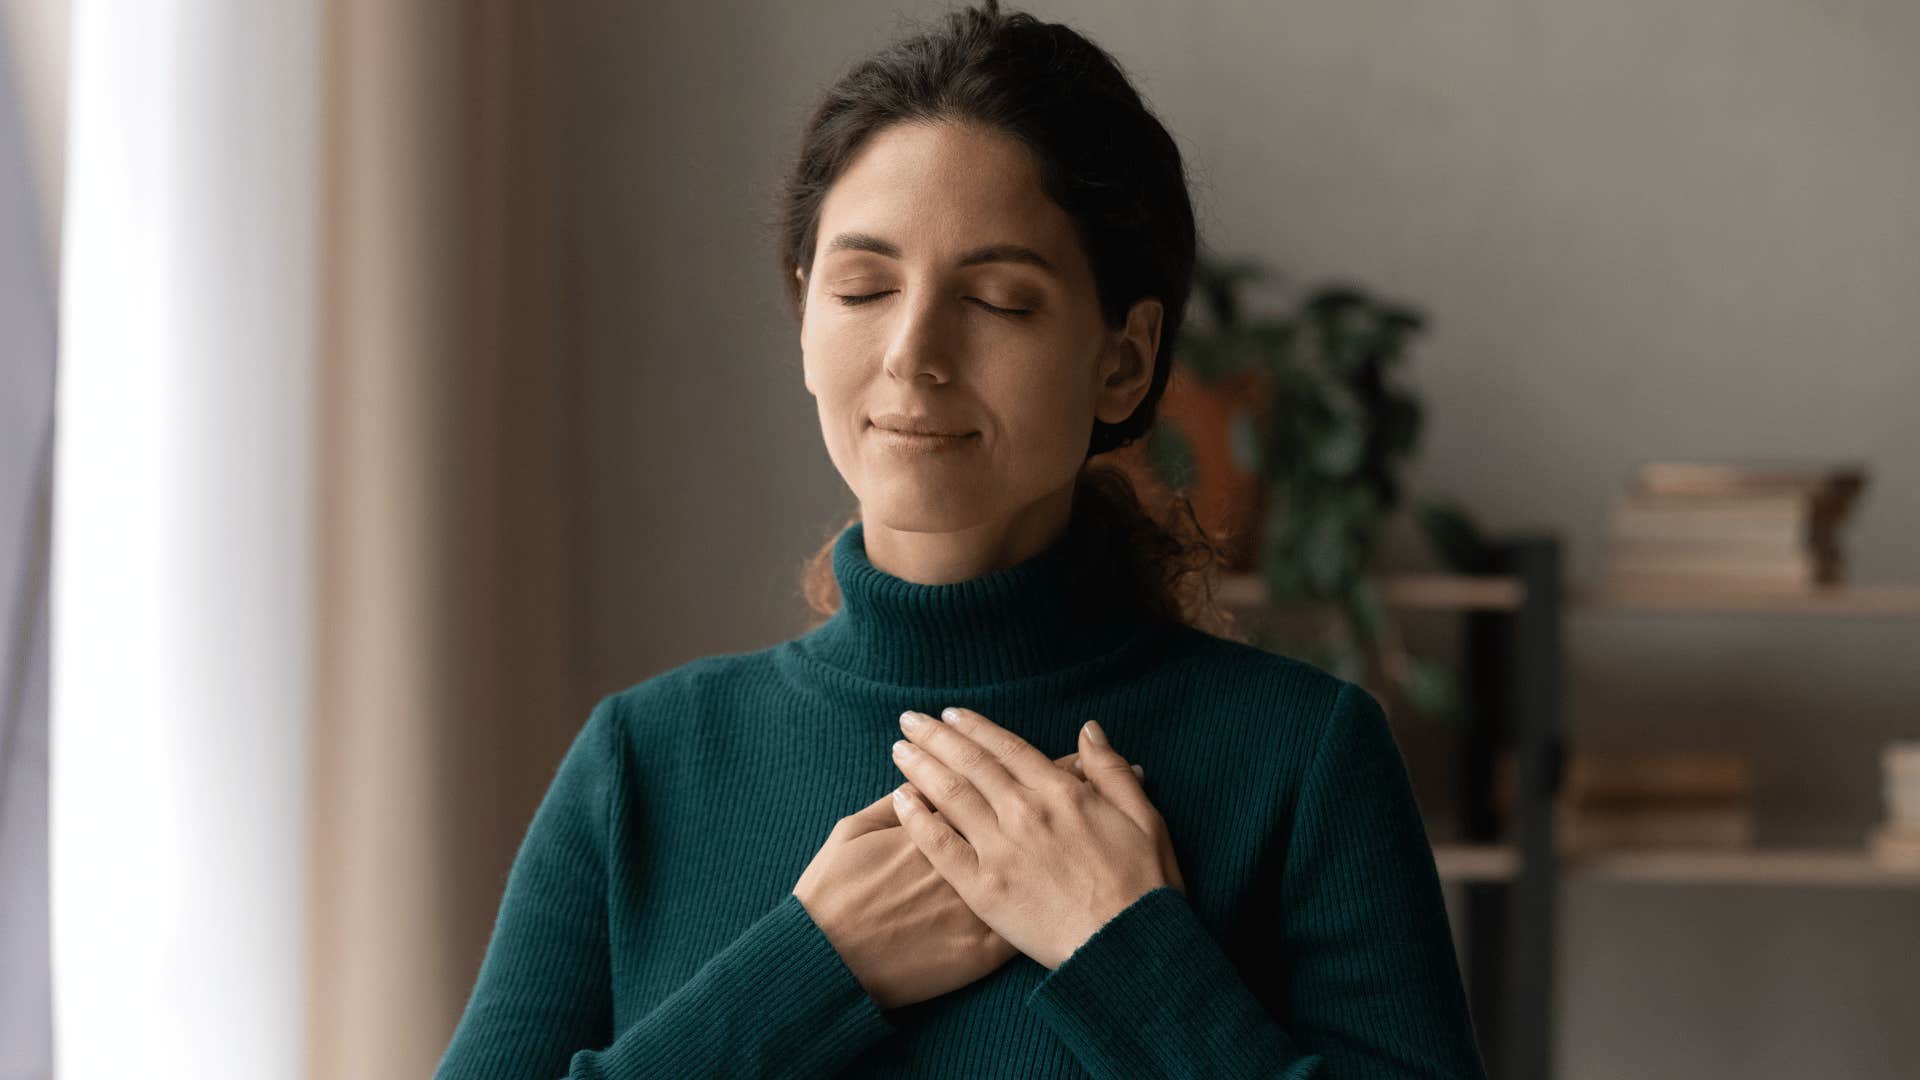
[1145,425,1196,491]
[1346,578,1386,647]
[1326,639,1366,683]
[1303,512,1350,593]
[1227,407,1263,474]
[1309,396,1368,476]
[1415,498,1497,574]
[1343,484,1382,526]
[1401,655,1461,722]
[1380,391,1424,458]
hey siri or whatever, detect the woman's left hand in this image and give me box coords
[888,706,1186,970]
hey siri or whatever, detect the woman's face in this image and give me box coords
[796,119,1161,544]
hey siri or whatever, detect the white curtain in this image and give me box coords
[51,2,575,1077]
[53,1,321,1075]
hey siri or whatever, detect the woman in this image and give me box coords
[436,3,1487,1077]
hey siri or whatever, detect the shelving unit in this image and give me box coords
[1219,552,1920,1080]
[1436,843,1920,888]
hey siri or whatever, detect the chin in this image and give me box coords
[857,488,989,533]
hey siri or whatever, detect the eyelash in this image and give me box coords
[833,291,1033,318]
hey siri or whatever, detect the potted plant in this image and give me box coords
[1139,253,1497,727]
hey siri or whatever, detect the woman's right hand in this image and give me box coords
[794,750,1116,1010]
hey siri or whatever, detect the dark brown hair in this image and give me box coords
[773,0,1241,641]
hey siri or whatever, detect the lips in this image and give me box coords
[870,413,975,437]
[875,425,971,438]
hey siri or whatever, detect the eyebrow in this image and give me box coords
[822,231,1060,276]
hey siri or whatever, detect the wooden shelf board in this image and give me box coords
[1568,582,1920,618]
[1432,843,1920,887]
[1433,843,1522,881]
[1219,573,1920,618]
[1217,573,1525,612]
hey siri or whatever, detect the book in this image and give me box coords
[1868,823,1920,868]
[1559,802,1755,853]
[1604,461,1869,591]
[1494,750,1756,810]
[1607,492,1833,548]
[1631,460,1867,506]
[1603,556,1838,590]
[1606,536,1835,562]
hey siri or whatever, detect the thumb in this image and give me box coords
[1079,720,1157,832]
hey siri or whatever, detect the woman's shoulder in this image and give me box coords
[1158,622,1366,713]
[590,643,787,746]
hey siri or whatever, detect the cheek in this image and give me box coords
[987,358,1097,459]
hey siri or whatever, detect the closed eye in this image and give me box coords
[833,291,1032,318]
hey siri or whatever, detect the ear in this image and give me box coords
[1094,296,1163,426]
[793,265,815,395]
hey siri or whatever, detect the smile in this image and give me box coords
[870,424,979,453]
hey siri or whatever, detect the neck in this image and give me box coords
[857,488,1073,586]
[797,516,1162,689]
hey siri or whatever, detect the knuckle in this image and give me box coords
[929,825,965,857]
[1008,795,1051,830]
[974,865,1005,898]
[934,772,970,802]
[986,733,1023,762]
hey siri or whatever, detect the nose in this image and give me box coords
[881,288,956,385]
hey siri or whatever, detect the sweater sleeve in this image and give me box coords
[1022,680,1488,1079]
[434,695,897,1080]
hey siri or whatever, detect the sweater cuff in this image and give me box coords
[586,892,894,1078]
[1024,886,1309,1078]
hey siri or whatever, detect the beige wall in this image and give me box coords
[542,2,1920,1076]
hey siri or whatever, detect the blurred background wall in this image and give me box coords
[540,2,1919,1078]
[5,1,1915,1077]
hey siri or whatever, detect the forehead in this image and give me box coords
[816,120,1080,266]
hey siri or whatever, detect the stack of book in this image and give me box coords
[1602,461,1868,590]
[1495,750,1757,854]
[1869,739,1920,868]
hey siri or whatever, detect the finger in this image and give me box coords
[837,785,911,839]
[1061,754,1140,781]
[1073,726,1176,890]
[893,781,957,834]
[896,709,1028,808]
[1076,760,1144,781]
[929,706,1077,793]
[891,784,979,884]
[1077,720,1161,835]
[891,735,998,842]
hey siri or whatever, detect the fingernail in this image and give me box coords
[892,788,911,812]
[893,739,916,759]
[1083,720,1108,747]
[1131,763,1145,779]
[900,710,928,731]
[940,707,962,723]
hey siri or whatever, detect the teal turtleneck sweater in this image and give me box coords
[435,519,1488,1079]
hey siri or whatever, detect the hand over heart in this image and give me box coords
[889,707,1185,969]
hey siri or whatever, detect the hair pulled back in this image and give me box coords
[774,0,1239,640]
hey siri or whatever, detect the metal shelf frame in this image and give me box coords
[1454,535,1564,1080]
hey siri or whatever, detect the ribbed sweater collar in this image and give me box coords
[796,518,1162,690]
